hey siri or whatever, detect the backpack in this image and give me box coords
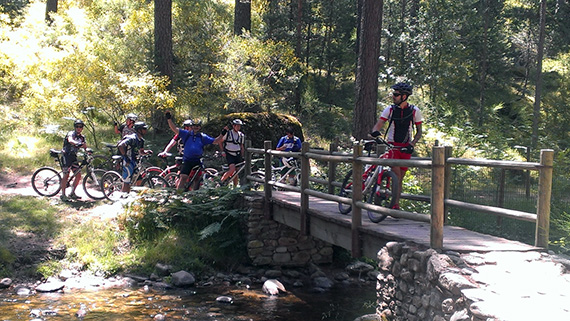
[385,104,416,143]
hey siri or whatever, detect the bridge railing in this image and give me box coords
[244,140,553,253]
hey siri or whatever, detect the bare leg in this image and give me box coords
[391,166,405,206]
[70,173,82,195]
[61,172,70,196]
[177,174,189,192]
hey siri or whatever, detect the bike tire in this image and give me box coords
[101,171,123,201]
[367,170,399,223]
[163,172,179,188]
[338,170,353,214]
[144,166,163,178]
[249,172,265,191]
[82,169,106,200]
[31,167,62,197]
[141,175,169,190]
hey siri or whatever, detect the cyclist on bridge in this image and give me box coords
[276,127,302,184]
[370,82,423,210]
[117,121,153,194]
[165,111,224,192]
[219,119,245,186]
[60,119,87,201]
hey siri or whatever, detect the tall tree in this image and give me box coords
[353,0,383,139]
[531,0,546,152]
[154,0,173,132]
[45,0,57,24]
[234,0,251,35]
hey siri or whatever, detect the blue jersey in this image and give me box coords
[276,135,302,152]
[179,129,215,161]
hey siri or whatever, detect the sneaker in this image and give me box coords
[69,193,81,200]
[60,194,70,202]
[391,204,400,210]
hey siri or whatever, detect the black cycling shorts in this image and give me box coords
[180,159,202,175]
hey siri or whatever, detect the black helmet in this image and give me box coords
[232,119,243,125]
[192,119,202,126]
[134,121,148,131]
[74,119,84,127]
[183,119,193,127]
[126,113,138,121]
[391,82,413,95]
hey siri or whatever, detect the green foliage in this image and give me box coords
[117,187,249,272]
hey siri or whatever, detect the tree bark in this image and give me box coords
[153,0,173,133]
[531,0,546,152]
[234,0,251,36]
[45,0,58,24]
[353,0,383,139]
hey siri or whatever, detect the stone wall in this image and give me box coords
[376,241,480,321]
[243,194,333,266]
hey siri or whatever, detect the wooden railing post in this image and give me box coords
[300,142,310,235]
[535,149,553,248]
[263,140,273,219]
[431,146,445,249]
[243,140,252,186]
[327,138,338,195]
[443,146,452,224]
[351,142,363,258]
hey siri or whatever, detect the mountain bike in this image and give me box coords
[99,154,169,201]
[91,142,121,171]
[31,148,106,200]
[164,162,218,191]
[337,138,399,223]
[249,157,300,191]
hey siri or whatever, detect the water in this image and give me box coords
[0,282,376,320]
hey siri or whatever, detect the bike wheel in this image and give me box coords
[367,170,399,223]
[338,170,353,214]
[141,175,169,190]
[249,172,265,191]
[92,155,112,170]
[144,166,163,178]
[164,172,179,188]
[31,167,61,197]
[82,169,106,200]
[100,171,123,201]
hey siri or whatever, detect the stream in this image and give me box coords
[0,281,376,320]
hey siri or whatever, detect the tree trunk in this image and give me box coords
[295,0,304,58]
[354,0,383,139]
[531,0,547,152]
[234,0,251,36]
[45,0,58,24]
[477,0,489,127]
[153,0,173,133]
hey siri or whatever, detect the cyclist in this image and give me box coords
[165,112,224,191]
[219,119,245,186]
[114,113,138,137]
[60,119,87,201]
[276,127,302,184]
[158,119,193,158]
[117,121,153,194]
[370,82,423,209]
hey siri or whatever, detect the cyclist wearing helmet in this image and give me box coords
[60,119,87,201]
[219,119,245,186]
[158,119,193,158]
[370,82,423,210]
[117,121,153,193]
[114,113,138,137]
[276,127,302,184]
[165,111,224,191]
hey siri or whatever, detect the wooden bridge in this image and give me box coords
[242,141,553,259]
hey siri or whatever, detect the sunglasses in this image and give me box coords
[75,125,84,128]
[392,93,402,97]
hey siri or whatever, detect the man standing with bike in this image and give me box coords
[117,121,153,194]
[165,112,224,192]
[276,127,302,185]
[370,82,423,210]
[114,113,138,137]
[60,119,87,201]
[219,119,245,186]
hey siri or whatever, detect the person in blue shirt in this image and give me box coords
[276,127,302,183]
[166,111,224,191]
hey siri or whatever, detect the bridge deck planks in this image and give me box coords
[269,191,540,255]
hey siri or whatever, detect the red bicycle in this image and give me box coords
[337,137,400,223]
